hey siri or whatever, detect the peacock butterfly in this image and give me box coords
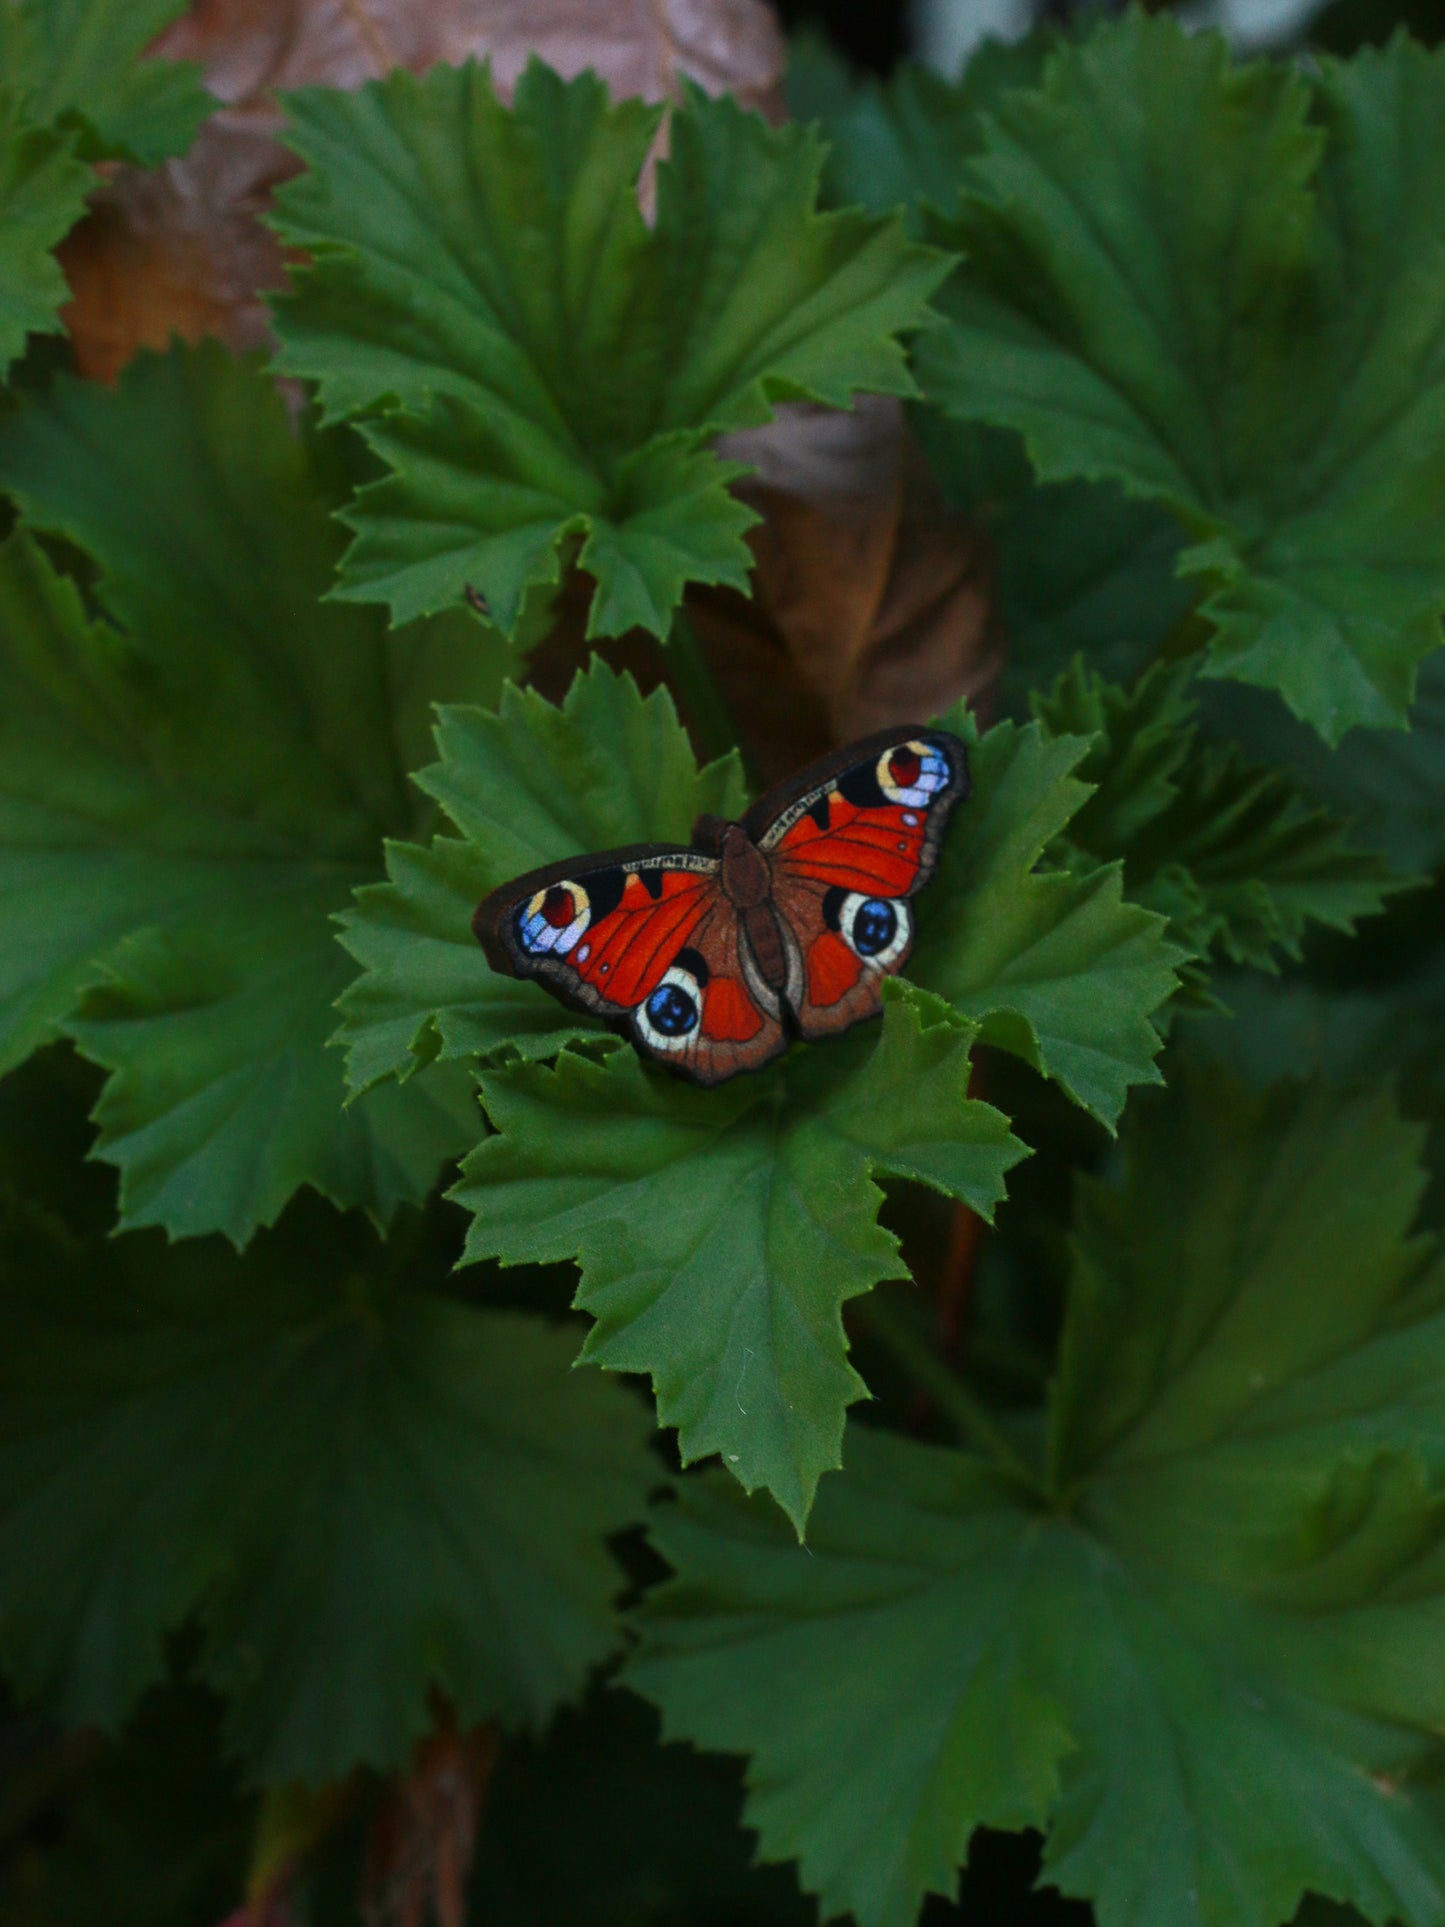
[473,726,969,1085]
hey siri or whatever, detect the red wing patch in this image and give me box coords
[773,791,930,896]
[474,847,787,1085]
[477,854,717,1015]
[570,870,715,1006]
[701,974,766,1043]
[805,928,864,1009]
[757,732,967,902]
[473,729,968,1084]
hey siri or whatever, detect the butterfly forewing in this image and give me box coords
[473,844,787,1084]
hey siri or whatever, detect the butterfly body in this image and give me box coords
[474,727,968,1086]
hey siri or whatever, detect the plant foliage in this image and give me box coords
[635,1073,1445,1927]
[269,59,947,639]
[918,19,1445,744]
[4,8,1445,1924]
[0,346,507,1243]
[0,0,211,378]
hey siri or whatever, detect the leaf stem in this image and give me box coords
[667,609,746,776]
[855,1292,1046,1497]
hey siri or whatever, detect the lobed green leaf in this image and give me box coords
[269,60,949,638]
[0,345,512,1242]
[1036,659,1404,977]
[634,1069,1445,1927]
[0,89,93,378]
[455,982,1024,1534]
[0,1210,658,1783]
[1,0,212,166]
[914,711,1186,1123]
[919,19,1445,742]
[795,30,1057,235]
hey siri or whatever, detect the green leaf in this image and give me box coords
[66,914,477,1244]
[455,982,1025,1533]
[992,479,1194,710]
[0,345,511,1243]
[781,28,859,132]
[336,661,749,1095]
[920,19,1445,742]
[1036,659,1403,975]
[269,60,948,637]
[0,1231,658,1782]
[802,33,1058,235]
[2,0,212,165]
[913,711,1186,1125]
[0,91,93,378]
[914,407,1197,714]
[634,1447,1072,1927]
[1202,652,1445,878]
[915,380,1197,714]
[633,1070,1445,1927]
[1193,888,1445,1221]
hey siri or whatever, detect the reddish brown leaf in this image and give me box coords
[691,401,1002,784]
[58,131,289,382]
[61,0,785,381]
[152,0,785,112]
[520,406,999,790]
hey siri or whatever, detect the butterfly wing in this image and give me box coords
[474,843,787,1085]
[748,728,968,1040]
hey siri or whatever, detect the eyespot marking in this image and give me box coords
[517,880,590,957]
[832,891,911,968]
[636,959,705,1053]
[876,737,951,809]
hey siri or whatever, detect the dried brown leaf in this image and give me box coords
[152,0,784,113]
[691,402,1002,782]
[61,0,785,380]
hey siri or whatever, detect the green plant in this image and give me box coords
[4,7,1445,1925]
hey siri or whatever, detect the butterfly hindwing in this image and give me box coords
[749,728,968,1039]
[474,845,787,1084]
[660,898,791,1082]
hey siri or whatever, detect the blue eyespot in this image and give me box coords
[645,981,699,1037]
[853,899,897,957]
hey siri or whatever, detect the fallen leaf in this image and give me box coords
[61,0,785,380]
[58,130,288,381]
[693,399,1002,781]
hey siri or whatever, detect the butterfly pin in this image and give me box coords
[473,727,969,1086]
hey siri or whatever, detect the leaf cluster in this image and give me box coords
[269,58,949,641]
[1035,658,1402,986]
[916,17,1445,745]
[635,1071,1445,1927]
[0,1053,658,1787]
[3,11,1445,1926]
[0,345,510,1244]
